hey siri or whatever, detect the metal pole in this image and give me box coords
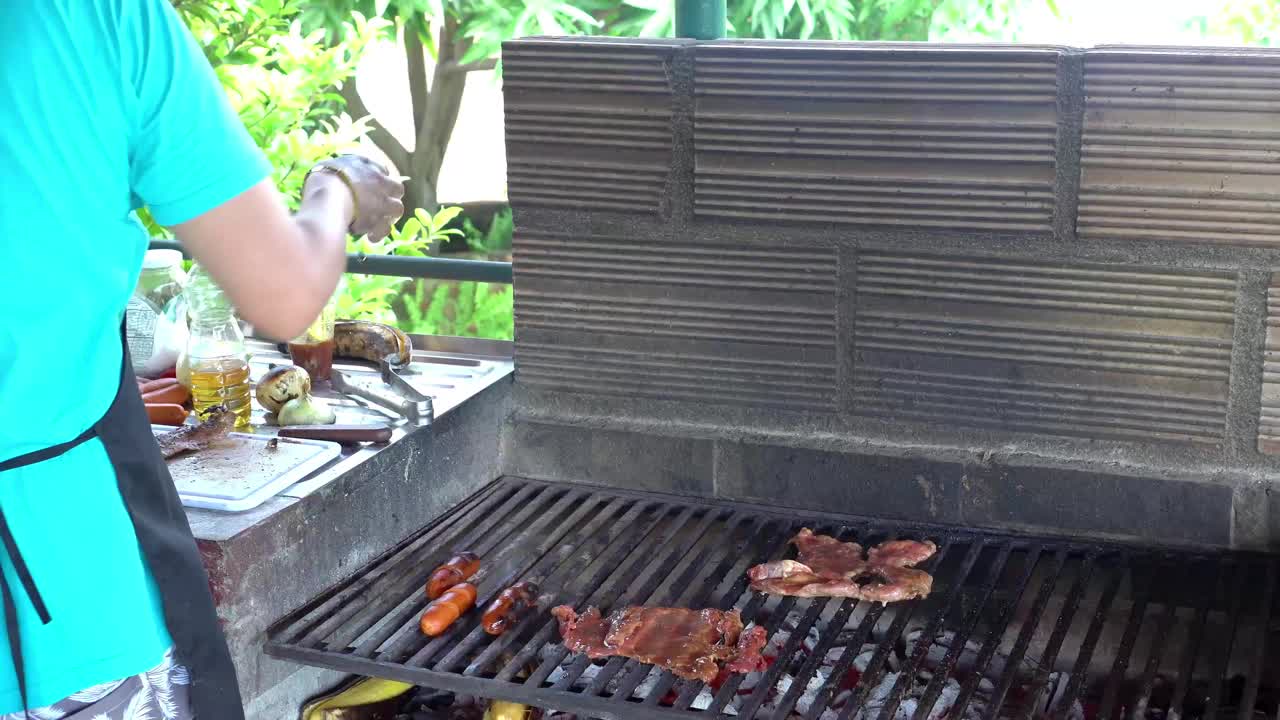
[148,239,514,284]
[674,0,726,40]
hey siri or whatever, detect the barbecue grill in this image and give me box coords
[267,37,1280,720]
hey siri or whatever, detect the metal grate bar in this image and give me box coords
[800,542,898,720]
[910,541,1017,720]
[1204,563,1248,720]
[266,477,1271,720]
[668,518,811,710]
[734,526,860,718]
[514,499,672,684]
[1098,563,1157,720]
[432,494,648,673]
[608,513,774,700]
[286,481,516,647]
[566,507,729,694]
[1237,559,1278,720]
[491,498,665,682]
[1168,561,1220,720]
[700,522,840,714]
[1128,592,1178,720]
[1049,559,1126,720]
[876,539,988,720]
[359,487,594,662]
[772,594,861,718]
[836,538,957,720]
[332,483,559,653]
[996,551,1097,720]
[458,496,644,676]
[948,546,1050,720]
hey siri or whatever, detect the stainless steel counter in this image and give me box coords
[185,334,512,541]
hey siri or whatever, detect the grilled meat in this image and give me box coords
[748,528,936,603]
[156,406,235,460]
[552,605,768,683]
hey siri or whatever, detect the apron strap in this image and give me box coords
[0,426,94,719]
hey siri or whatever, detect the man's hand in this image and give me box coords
[307,155,405,241]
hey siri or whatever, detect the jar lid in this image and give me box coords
[142,249,184,270]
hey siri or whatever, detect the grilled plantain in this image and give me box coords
[334,321,412,368]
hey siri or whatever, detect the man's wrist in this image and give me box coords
[303,169,357,230]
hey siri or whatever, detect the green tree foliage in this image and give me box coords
[1185,0,1280,45]
[298,0,1053,215]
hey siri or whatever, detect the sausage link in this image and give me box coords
[419,582,477,636]
[425,552,480,599]
[481,581,540,636]
[138,378,179,395]
[145,403,189,426]
[142,384,191,406]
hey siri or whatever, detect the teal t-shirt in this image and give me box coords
[0,0,269,711]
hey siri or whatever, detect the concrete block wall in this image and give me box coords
[500,38,1280,550]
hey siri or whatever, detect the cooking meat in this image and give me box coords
[748,528,936,603]
[156,406,235,460]
[552,605,768,683]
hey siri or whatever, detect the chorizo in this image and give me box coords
[419,582,477,636]
[481,581,539,636]
[425,552,480,600]
[145,403,188,426]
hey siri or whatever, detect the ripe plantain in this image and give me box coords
[333,320,412,368]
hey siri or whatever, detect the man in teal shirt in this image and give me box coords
[1,1,403,717]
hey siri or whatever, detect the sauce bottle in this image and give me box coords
[288,280,340,386]
[183,264,252,428]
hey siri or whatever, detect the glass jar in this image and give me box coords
[287,280,342,385]
[183,263,252,428]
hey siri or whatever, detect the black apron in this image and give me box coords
[0,331,244,719]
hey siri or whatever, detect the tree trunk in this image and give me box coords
[341,17,492,215]
[403,174,438,214]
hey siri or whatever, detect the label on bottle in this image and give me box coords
[125,294,160,374]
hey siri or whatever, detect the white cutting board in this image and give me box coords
[151,425,341,512]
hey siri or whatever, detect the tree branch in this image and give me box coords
[404,26,430,140]
[340,81,409,173]
[440,58,498,74]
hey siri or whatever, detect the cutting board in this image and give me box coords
[152,426,341,512]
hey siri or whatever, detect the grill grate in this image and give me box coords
[266,477,1280,720]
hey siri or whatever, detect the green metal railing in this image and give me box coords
[148,239,513,284]
[675,0,726,39]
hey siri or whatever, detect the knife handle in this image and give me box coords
[277,425,393,444]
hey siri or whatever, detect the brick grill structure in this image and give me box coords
[498,39,1280,550]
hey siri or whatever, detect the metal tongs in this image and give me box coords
[331,359,434,427]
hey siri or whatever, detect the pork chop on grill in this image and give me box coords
[551,605,768,683]
[748,528,936,603]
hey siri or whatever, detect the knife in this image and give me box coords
[276,424,393,444]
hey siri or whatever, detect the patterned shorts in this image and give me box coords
[0,647,192,720]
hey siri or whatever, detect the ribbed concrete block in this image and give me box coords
[1259,274,1280,453]
[692,44,1063,234]
[851,250,1236,444]
[1079,47,1280,246]
[503,40,677,216]
[515,229,838,410]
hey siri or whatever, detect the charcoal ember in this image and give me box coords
[545,662,603,692]
[1040,672,1085,720]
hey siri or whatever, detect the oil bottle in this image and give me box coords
[183,263,252,428]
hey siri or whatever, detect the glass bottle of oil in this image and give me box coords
[183,264,252,428]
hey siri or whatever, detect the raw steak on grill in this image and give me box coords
[748,528,936,603]
[551,605,769,683]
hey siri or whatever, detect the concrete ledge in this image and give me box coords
[197,379,511,720]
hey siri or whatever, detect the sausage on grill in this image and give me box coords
[419,582,477,636]
[481,581,539,636]
[425,552,480,600]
